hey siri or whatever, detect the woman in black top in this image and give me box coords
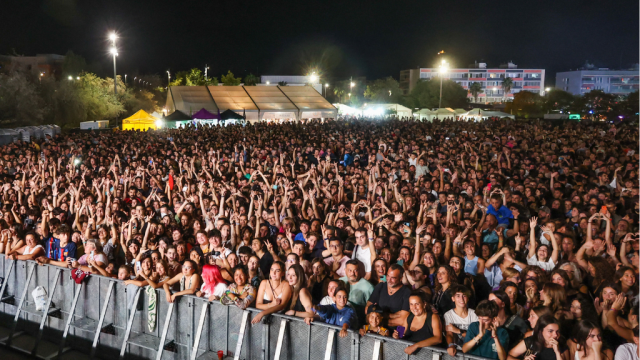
[508,314,569,360]
[392,291,442,355]
[432,265,458,315]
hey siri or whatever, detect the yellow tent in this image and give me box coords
[122,110,159,131]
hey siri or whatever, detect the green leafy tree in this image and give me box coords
[363,77,402,103]
[408,79,468,109]
[581,90,617,119]
[333,87,345,103]
[501,77,513,102]
[244,73,259,86]
[544,89,576,113]
[61,50,87,78]
[221,71,241,86]
[504,91,544,118]
[78,73,125,124]
[0,71,48,125]
[620,91,639,119]
[468,82,484,103]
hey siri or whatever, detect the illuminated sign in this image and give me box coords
[569,114,580,119]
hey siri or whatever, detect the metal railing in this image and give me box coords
[0,257,495,360]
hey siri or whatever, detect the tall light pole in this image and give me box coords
[167,70,171,86]
[109,33,118,96]
[438,60,448,109]
[350,78,355,104]
[324,83,329,97]
[124,74,127,83]
[204,65,209,80]
[109,32,118,127]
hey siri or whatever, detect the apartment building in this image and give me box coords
[400,62,545,103]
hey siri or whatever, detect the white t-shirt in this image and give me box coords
[200,282,228,299]
[527,255,555,271]
[352,245,372,273]
[615,343,638,360]
[444,309,479,349]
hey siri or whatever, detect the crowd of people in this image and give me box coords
[0,117,638,360]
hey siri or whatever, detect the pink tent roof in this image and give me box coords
[191,108,219,120]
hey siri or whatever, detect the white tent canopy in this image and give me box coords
[167,85,336,122]
[431,108,456,119]
[415,108,434,121]
[166,86,218,116]
[461,108,515,121]
[280,86,337,119]
[208,86,259,122]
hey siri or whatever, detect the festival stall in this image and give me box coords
[219,109,245,126]
[162,110,192,129]
[190,108,220,127]
[122,110,158,131]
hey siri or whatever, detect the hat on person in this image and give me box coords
[71,268,91,284]
[538,206,551,214]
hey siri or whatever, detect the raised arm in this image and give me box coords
[528,217,537,259]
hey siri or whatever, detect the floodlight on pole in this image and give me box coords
[438,60,448,109]
[310,72,318,83]
[68,76,73,80]
[108,31,119,127]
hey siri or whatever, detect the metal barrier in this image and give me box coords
[0,257,495,360]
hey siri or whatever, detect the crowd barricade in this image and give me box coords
[0,257,495,360]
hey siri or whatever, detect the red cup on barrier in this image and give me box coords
[217,350,224,360]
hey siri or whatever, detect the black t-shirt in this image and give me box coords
[523,336,567,360]
[368,282,411,315]
[259,252,274,278]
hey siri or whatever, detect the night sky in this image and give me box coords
[2,0,638,85]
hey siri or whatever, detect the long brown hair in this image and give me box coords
[434,264,458,292]
[542,283,566,315]
[588,257,615,288]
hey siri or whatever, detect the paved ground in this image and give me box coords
[0,347,32,360]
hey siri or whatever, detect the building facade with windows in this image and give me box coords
[400,63,545,104]
[555,68,639,96]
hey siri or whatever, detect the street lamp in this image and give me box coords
[438,60,448,108]
[310,72,318,83]
[125,74,127,83]
[167,70,171,85]
[108,32,119,127]
[204,65,209,80]
[324,83,329,97]
[68,76,73,80]
[76,77,80,80]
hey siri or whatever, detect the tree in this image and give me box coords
[620,91,639,119]
[169,68,217,87]
[77,73,125,124]
[333,87,345,103]
[501,77,513,102]
[581,90,617,119]
[0,71,48,125]
[363,77,402,103]
[504,91,544,118]
[221,71,241,86]
[544,89,576,113]
[468,82,484,103]
[408,79,468,109]
[62,50,87,78]
[244,73,259,86]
